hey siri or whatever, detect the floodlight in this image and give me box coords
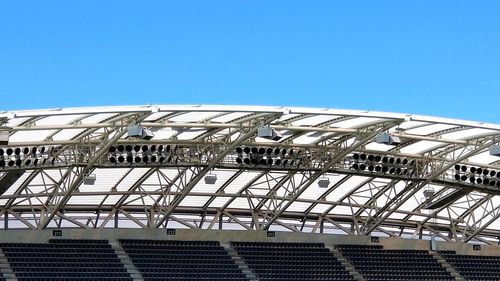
[127,125,154,140]
[257,126,281,141]
[375,133,401,145]
[204,174,217,184]
[142,128,154,140]
[127,126,143,138]
[489,145,500,156]
[318,177,330,188]
[423,187,435,199]
[83,174,96,185]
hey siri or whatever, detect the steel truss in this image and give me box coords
[1,106,500,244]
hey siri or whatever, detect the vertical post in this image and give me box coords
[114,212,119,228]
[4,213,8,230]
[430,211,436,251]
[218,213,223,230]
[422,187,436,251]
[320,219,324,234]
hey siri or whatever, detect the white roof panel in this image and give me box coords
[10,130,57,142]
[326,176,371,202]
[286,201,313,212]
[80,113,119,124]
[227,197,250,209]
[400,140,443,154]
[169,111,225,122]
[179,195,211,207]
[291,115,339,126]
[211,112,252,123]
[331,117,385,129]
[35,114,87,126]
[441,128,495,140]
[52,128,86,141]
[405,124,457,136]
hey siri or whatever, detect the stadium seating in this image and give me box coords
[0,239,132,281]
[440,250,500,281]
[231,241,355,281]
[3,236,500,281]
[120,239,249,281]
[337,244,454,281]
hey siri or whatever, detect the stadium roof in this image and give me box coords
[1,105,500,244]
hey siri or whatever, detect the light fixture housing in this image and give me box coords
[127,125,154,140]
[204,174,217,184]
[83,174,96,185]
[375,133,401,145]
[489,145,500,156]
[257,126,282,141]
[318,177,330,188]
[423,187,435,199]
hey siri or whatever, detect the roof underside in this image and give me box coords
[1,105,500,244]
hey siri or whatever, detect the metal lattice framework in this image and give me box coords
[1,105,500,244]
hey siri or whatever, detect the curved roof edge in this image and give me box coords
[2,104,500,131]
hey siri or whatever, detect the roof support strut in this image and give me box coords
[262,121,400,230]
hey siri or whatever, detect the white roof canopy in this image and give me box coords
[0,105,499,244]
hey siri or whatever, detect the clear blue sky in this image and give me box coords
[1,1,499,123]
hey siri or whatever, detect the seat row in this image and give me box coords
[235,246,331,252]
[16,272,130,278]
[48,239,109,244]
[134,262,240,268]
[120,239,220,246]
[11,267,127,273]
[2,247,115,253]
[0,243,110,249]
[232,241,324,248]
[17,276,134,281]
[8,258,122,264]
[142,277,247,281]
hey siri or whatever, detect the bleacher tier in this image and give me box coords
[440,250,500,281]
[337,244,454,281]
[120,239,249,281]
[0,239,132,281]
[232,241,355,281]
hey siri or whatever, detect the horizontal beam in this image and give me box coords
[7,121,473,145]
[1,191,460,222]
[4,206,500,241]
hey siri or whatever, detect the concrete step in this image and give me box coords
[3,273,17,281]
[326,246,366,281]
[221,243,259,281]
[110,240,144,281]
[430,251,465,281]
[0,250,17,281]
